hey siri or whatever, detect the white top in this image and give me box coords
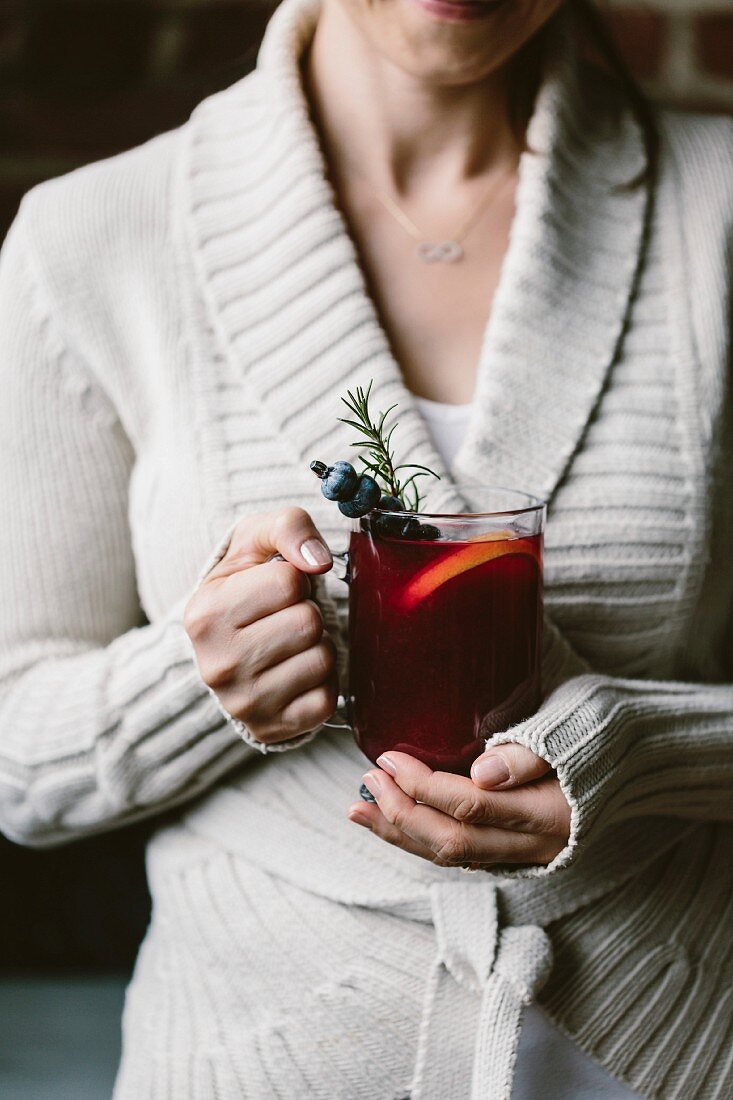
[1,0,732,1095]
[413,394,473,470]
[415,393,641,1100]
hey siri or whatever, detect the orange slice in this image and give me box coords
[398,536,538,611]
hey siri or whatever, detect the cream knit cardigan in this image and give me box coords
[1,0,732,1096]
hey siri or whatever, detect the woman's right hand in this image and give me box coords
[184,507,338,744]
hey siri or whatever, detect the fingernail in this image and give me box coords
[376,754,396,775]
[472,755,511,787]
[300,538,332,568]
[349,810,372,829]
[361,772,381,798]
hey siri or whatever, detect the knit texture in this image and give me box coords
[0,0,732,1095]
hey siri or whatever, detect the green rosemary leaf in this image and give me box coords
[395,463,443,477]
[405,482,420,512]
[377,404,398,434]
[359,458,382,474]
[400,471,433,496]
[399,473,421,493]
[339,415,368,432]
[332,378,440,508]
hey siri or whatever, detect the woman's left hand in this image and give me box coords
[348,745,572,870]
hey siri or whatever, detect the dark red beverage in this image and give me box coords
[348,527,543,774]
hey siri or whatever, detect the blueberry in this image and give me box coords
[359,783,377,804]
[415,522,441,541]
[378,494,405,512]
[338,475,382,518]
[400,517,424,540]
[372,513,441,541]
[310,459,359,502]
[373,512,403,539]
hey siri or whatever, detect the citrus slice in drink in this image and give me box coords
[397,535,539,612]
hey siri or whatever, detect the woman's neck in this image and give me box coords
[304,0,520,198]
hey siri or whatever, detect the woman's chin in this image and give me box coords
[331,0,561,87]
[374,0,525,85]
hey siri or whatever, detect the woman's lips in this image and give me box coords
[409,0,508,23]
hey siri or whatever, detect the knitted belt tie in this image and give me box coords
[410,880,553,1100]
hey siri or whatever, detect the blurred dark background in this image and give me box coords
[0,0,732,1093]
[0,0,277,240]
[0,0,279,983]
[1,0,732,244]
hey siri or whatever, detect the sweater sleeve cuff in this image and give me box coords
[486,674,618,876]
[482,623,599,879]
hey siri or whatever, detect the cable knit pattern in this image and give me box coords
[0,0,732,1096]
[0,218,253,844]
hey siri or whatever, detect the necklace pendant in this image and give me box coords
[416,240,465,264]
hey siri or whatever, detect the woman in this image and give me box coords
[0,0,731,1095]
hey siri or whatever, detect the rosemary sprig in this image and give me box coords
[339,381,440,512]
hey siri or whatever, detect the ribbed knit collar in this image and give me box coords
[184,0,650,513]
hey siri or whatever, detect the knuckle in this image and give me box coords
[273,712,302,738]
[183,598,217,642]
[522,782,569,837]
[308,683,338,723]
[201,656,238,690]
[271,563,307,606]
[310,640,335,680]
[280,685,333,737]
[275,505,311,536]
[434,830,466,866]
[295,600,324,646]
[389,805,411,832]
[232,685,258,722]
[451,791,485,825]
[245,722,281,745]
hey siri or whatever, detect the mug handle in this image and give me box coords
[266,549,353,731]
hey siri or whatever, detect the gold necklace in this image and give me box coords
[369,165,516,264]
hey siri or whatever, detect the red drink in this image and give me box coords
[348,527,543,774]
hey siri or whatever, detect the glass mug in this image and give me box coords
[314,483,546,776]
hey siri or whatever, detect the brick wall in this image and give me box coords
[608,0,733,110]
[1,1,732,242]
[0,0,276,239]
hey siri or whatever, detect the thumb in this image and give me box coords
[209,507,333,579]
[471,743,552,790]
